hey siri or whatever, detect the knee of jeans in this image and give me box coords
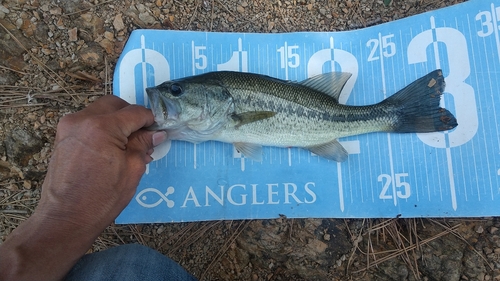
[120,243,152,253]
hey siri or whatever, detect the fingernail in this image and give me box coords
[152,131,167,147]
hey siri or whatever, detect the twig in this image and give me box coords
[0,65,28,75]
[187,0,200,29]
[354,223,461,273]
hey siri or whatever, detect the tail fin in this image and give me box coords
[383,69,458,133]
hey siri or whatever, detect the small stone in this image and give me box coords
[476,225,484,234]
[78,43,104,67]
[490,227,498,234]
[113,13,125,31]
[268,21,274,31]
[49,7,62,15]
[236,5,244,13]
[0,72,19,85]
[306,239,327,254]
[0,161,11,180]
[323,233,331,241]
[0,5,10,14]
[3,128,43,167]
[68,27,78,41]
[98,38,114,54]
[104,31,114,41]
[6,183,19,191]
[15,18,23,29]
[157,225,165,234]
[23,180,32,189]
[136,3,146,13]
[139,12,156,25]
[80,13,93,22]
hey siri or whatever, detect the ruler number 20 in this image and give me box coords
[378,173,411,200]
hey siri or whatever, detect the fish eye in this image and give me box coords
[170,83,183,97]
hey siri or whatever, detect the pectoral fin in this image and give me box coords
[306,140,348,162]
[234,142,263,161]
[231,111,276,128]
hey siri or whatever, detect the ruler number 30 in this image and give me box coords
[378,173,411,200]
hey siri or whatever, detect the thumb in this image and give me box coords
[127,130,168,163]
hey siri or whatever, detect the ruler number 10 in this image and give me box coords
[378,173,411,200]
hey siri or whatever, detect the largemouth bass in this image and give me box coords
[146,70,457,162]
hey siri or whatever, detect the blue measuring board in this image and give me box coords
[114,0,500,223]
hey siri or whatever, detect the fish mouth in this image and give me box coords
[146,87,180,130]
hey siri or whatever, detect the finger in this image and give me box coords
[126,130,157,170]
[109,104,155,137]
[76,95,131,117]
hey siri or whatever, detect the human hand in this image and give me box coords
[38,95,166,229]
[0,95,167,280]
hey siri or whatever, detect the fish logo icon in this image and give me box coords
[135,187,175,208]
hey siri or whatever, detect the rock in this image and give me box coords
[68,27,78,41]
[3,127,43,167]
[34,22,49,42]
[0,4,10,18]
[78,43,104,67]
[0,160,12,180]
[76,13,105,41]
[490,227,498,234]
[0,18,33,70]
[138,12,156,25]
[98,38,114,55]
[113,13,125,31]
[0,71,19,85]
[60,0,92,14]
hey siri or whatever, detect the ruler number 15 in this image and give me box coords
[378,173,411,200]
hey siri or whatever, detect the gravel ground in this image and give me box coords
[2,0,500,280]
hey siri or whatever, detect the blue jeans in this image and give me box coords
[65,244,198,281]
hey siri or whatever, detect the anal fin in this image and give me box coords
[306,140,348,162]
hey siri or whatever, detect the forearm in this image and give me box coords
[0,211,99,281]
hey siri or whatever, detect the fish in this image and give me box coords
[145,69,457,162]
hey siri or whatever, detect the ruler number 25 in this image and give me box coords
[378,173,411,200]
[367,34,396,62]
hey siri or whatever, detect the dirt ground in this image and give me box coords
[2,0,500,280]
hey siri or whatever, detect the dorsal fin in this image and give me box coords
[299,72,352,101]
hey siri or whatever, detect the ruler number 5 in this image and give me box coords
[378,173,411,200]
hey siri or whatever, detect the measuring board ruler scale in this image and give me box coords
[114,0,500,223]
